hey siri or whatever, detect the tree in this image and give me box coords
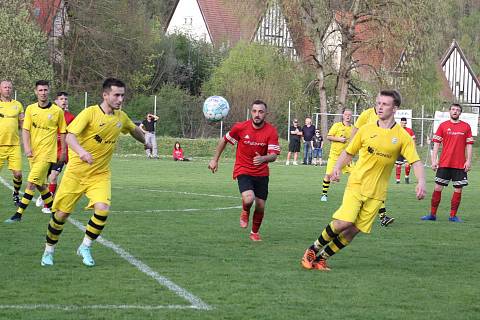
[0,0,53,93]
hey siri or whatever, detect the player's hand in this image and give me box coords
[431,161,438,171]
[208,160,218,173]
[339,137,347,143]
[415,181,426,200]
[464,160,471,172]
[253,152,264,166]
[24,149,33,158]
[330,167,341,182]
[79,151,93,165]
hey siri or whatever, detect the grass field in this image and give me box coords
[0,154,479,319]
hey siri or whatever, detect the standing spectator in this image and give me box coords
[286,118,302,165]
[312,129,324,166]
[173,142,190,161]
[140,112,159,159]
[395,117,416,184]
[421,103,473,223]
[208,100,280,241]
[302,117,315,165]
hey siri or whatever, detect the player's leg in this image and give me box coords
[249,176,269,241]
[48,166,61,196]
[422,168,448,221]
[395,158,403,183]
[11,170,22,206]
[449,169,468,222]
[237,175,255,228]
[293,151,298,165]
[145,133,152,158]
[150,133,158,158]
[77,178,112,266]
[286,151,292,165]
[404,163,411,184]
[378,202,395,227]
[37,184,54,214]
[322,157,336,201]
[41,172,83,266]
[5,181,36,223]
[8,145,23,206]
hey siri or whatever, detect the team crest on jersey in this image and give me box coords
[391,137,398,144]
[116,121,122,128]
[48,114,53,120]
[244,134,250,139]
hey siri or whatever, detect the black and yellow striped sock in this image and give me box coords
[378,203,386,219]
[319,233,350,260]
[16,188,35,215]
[312,222,339,252]
[13,177,22,194]
[322,179,330,195]
[85,209,109,240]
[40,188,54,209]
[46,212,66,245]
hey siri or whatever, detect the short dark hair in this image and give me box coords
[379,90,402,107]
[35,80,49,87]
[56,91,68,98]
[342,108,352,114]
[400,117,407,121]
[102,78,125,92]
[251,99,267,109]
[450,103,462,112]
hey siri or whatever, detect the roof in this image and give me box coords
[33,0,62,35]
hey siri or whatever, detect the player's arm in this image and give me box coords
[58,133,67,163]
[411,161,426,200]
[22,128,32,158]
[431,142,440,170]
[130,126,149,147]
[66,133,93,164]
[330,150,353,182]
[253,152,277,165]
[18,112,24,129]
[149,114,159,121]
[208,138,228,173]
[464,143,473,172]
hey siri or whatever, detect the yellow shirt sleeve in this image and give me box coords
[58,109,67,133]
[22,105,32,130]
[120,111,136,134]
[67,108,91,135]
[327,122,338,137]
[354,109,369,128]
[400,133,420,164]
[345,126,363,155]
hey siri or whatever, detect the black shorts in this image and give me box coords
[395,155,406,165]
[237,175,269,200]
[49,162,65,175]
[288,139,300,153]
[435,167,468,188]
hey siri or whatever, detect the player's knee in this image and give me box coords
[434,184,444,192]
[13,171,22,179]
[56,210,70,220]
[94,203,110,212]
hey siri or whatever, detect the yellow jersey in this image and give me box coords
[354,107,378,128]
[345,122,419,200]
[0,99,24,146]
[65,105,136,178]
[23,102,66,163]
[327,121,353,157]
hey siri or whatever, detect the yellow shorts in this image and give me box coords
[0,145,22,171]
[27,159,51,185]
[325,155,355,175]
[52,172,111,213]
[332,188,383,233]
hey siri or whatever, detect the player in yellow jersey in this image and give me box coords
[0,80,24,206]
[40,78,149,267]
[351,105,396,227]
[301,90,426,271]
[5,80,66,223]
[320,108,353,202]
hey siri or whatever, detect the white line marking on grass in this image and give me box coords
[0,177,212,311]
[0,304,199,310]
[111,205,241,214]
[113,187,239,199]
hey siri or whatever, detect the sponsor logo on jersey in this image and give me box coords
[244,134,250,139]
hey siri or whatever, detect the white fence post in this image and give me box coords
[287,101,291,143]
[84,92,88,109]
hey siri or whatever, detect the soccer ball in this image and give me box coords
[203,96,230,122]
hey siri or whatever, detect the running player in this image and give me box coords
[395,117,416,184]
[208,100,280,241]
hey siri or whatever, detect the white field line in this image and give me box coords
[0,177,211,311]
[111,205,241,214]
[0,304,198,311]
[113,187,239,199]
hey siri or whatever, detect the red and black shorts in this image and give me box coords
[435,167,468,188]
[237,175,269,200]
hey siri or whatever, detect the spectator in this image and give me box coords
[139,112,159,159]
[173,142,190,161]
[286,118,302,165]
[312,129,324,166]
[301,117,315,165]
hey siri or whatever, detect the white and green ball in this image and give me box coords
[203,96,230,122]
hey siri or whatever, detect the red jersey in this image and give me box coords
[173,148,184,160]
[433,120,474,169]
[404,127,415,139]
[57,110,75,161]
[225,120,280,178]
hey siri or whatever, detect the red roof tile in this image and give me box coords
[33,0,62,35]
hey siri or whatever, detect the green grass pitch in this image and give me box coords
[0,156,479,319]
